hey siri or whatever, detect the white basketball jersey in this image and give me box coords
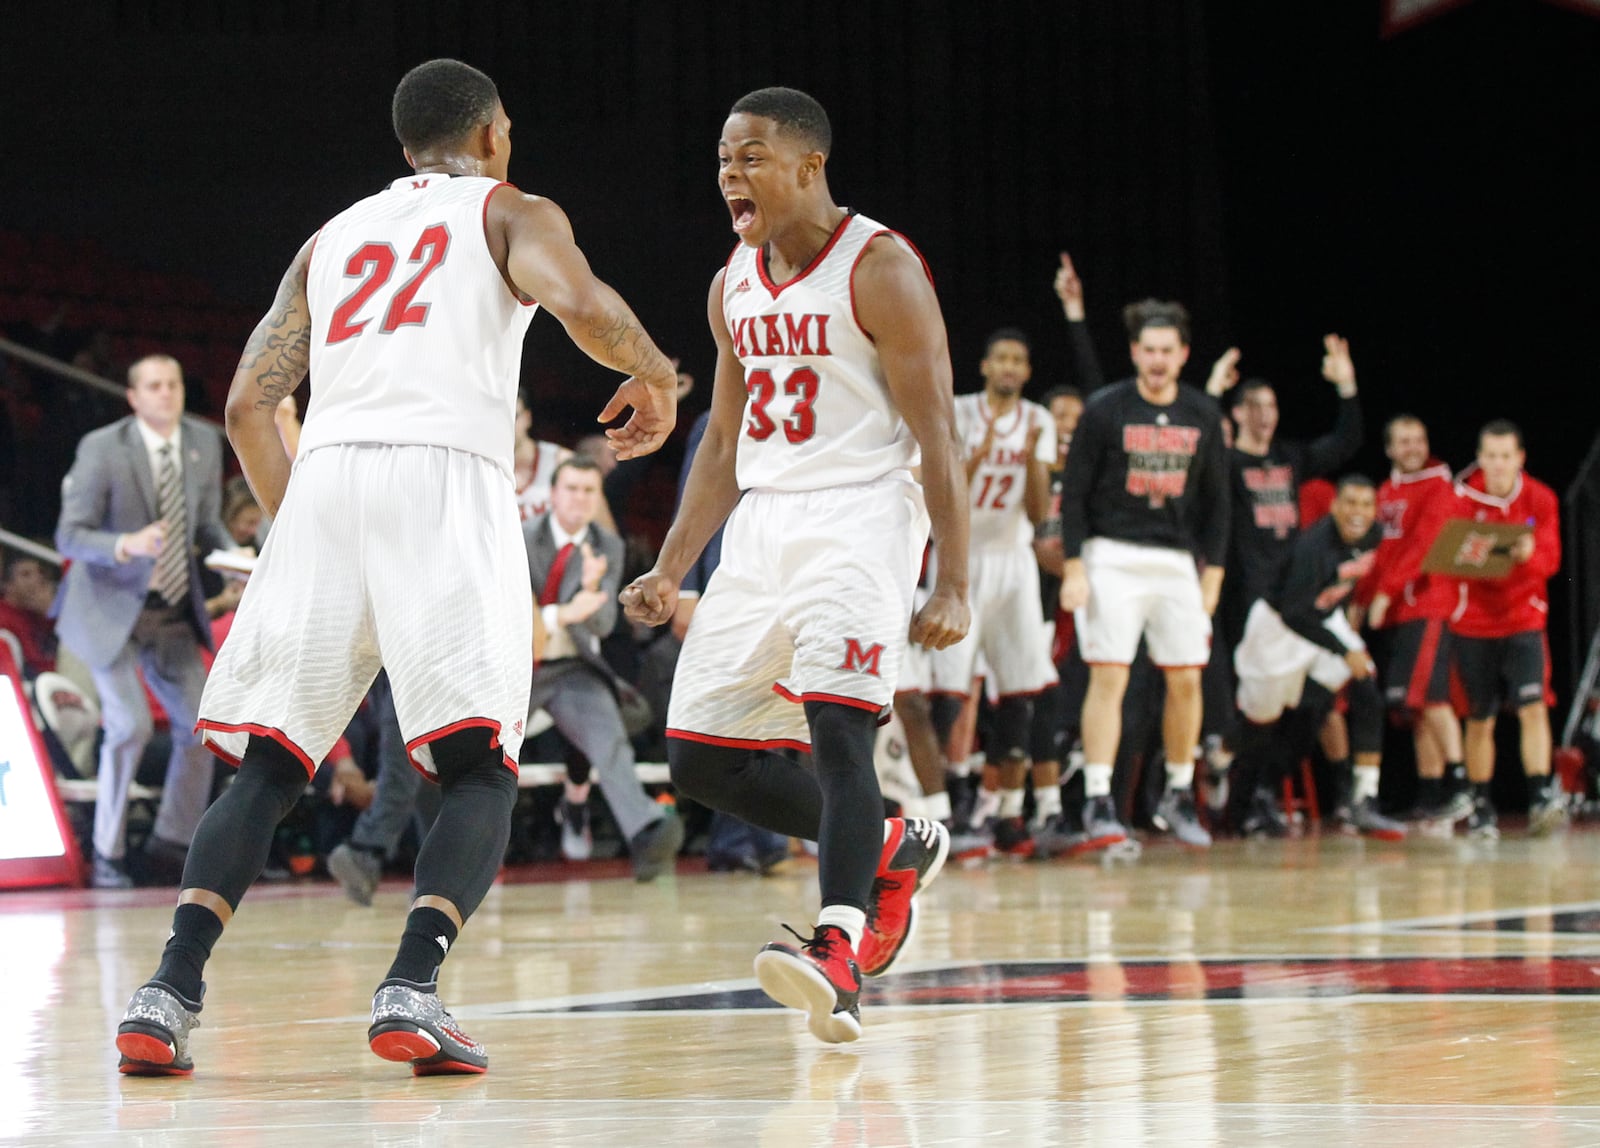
[722,212,923,492]
[515,439,566,521]
[298,174,537,474]
[957,392,1054,549]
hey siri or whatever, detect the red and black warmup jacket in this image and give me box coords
[1372,460,1457,626]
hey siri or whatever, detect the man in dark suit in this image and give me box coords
[524,456,682,880]
[53,354,233,887]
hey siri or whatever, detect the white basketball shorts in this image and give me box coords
[198,443,533,778]
[928,547,1057,697]
[1074,537,1212,668]
[668,477,930,751]
[1233,599,1360,723]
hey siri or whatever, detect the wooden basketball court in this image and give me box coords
[7,829,1600,1145]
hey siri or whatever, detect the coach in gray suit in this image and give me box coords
[53,354,233,887]
[524,455,682,881]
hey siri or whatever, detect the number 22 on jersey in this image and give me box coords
[326,224,451,344]
[745,366,820,444]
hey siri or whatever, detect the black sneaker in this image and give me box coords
[557,797,593,862]
[1031,812,1085,859]
[1466,796,1500,840]
[992,815,1036,858]
[368,978,488,1075]
[116,981,203,1075]
[629,811,685,882]
[1528,777,1570,837]
[1240,785,1290,839]
[753,924,862,1044]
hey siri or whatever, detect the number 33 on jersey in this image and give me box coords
[722,212,928,493]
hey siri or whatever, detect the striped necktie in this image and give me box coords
[152,443,190,606]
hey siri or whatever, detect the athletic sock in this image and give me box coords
[1354,764,1381,803]
[152,902,224,1004]
[1084,762,1113,798]
[971,787,1002,825]
[1165,760,1195,791]
[997,787,1025,819]
[1033,784,1062,820]
[386,906,459,985]
[923,789,952,823]
[816,905,865,952]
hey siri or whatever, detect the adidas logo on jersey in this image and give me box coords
[733,277,751,293]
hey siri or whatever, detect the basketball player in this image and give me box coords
[114,59,679,1077]
[1367,416,1472,824]
[1232,476,1407,839]
[1057,299,1230,850]
[1406,420,1564,838]
[927,329,1057,855]
[621,87,969,1044]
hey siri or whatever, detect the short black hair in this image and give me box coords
[729,87,832,156]
[1042,385,1084,406]
[393,59,499,154]
[983,327,1031,357]
[553,454,604,484]
[1336,473,1376,496]
[1122,299,1192,346]
[1232,378,1276,406]
[1479,418,1524,450]
[1383,413,1426,448]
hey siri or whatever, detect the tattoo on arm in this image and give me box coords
[240,259,313,410]
[587,307,666,380]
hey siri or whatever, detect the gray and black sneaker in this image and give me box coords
[1071,795,1131,855]
[1153,787,1212,848]
[557,797,594,862]
[1341,796,1408,841]
[116,981,203,1076]
[1240,785,1290,839]
[1412,788,1474,825]
[1528,778,1570,837]
[1031,812,1085,859]
[368,978,488,1075]
[629,811,685,882]
[1466,795,1500,841]
[327,842,381,906]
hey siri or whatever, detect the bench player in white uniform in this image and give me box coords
[513,387,570,520]
[927,330,1057,856]
[623,88,969,1044]
[114,60,679,1079]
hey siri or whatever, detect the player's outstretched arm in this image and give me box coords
[493,189,679,458]
[855,238,970,651]
[620,270,748,628]
[225,234,315,515]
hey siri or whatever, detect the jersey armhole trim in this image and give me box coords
[849,230,934,343]
[483,181,539,308]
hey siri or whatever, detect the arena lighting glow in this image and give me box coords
[0,645,82,887]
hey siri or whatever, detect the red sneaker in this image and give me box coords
[858,817,950,977]
[754,924,863,1043]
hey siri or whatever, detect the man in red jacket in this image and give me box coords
[1417,420,1563,838]
[1367,416,1471,825]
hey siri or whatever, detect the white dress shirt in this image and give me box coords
[115,419,184,563]
[539,519,590,662]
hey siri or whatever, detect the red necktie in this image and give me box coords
[541,542,575,606]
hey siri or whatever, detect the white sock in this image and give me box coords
[1165,761,1195,791]
[1034,785,1062,819]
[1354,764,1380,803]
[816,905,865,950]
[923,790,952,822]
[971,787,1001,826]
[563,780,591,805]
[1084,762,1113,798]
[946,760,971,780]
[998,787,1025,819]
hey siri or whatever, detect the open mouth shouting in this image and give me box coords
[727,195,758,235]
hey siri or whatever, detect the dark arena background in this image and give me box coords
[4,3,1600,1144]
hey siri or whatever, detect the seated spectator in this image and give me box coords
[524,456,682,881]
[0,551,60,676]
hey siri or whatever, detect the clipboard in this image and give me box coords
[1420,518,1531,580]
[203,549,256,580]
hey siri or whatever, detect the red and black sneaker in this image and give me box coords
[858,817,950,977]
[992,815,1036,858]
[368,978,489,1075]
[753,924,863,1044]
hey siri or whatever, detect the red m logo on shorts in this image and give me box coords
[838,638,885,677]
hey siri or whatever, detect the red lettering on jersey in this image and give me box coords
[1378,498,1408,541]
[762,315,785,356]
[411,180,427,189]
[784,313,815,355]
[989,447,1029,467]
[1243,465,1294,493]
[731,313,833,359]
[1121,422,1201,508]
[813,313,831,355]
[838,638,885,677]
[1253,502,1300,536]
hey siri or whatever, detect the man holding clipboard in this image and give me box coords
[1410,420,1563,838]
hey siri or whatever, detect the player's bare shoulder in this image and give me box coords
[852,232,940,342]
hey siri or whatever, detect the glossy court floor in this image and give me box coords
[8,827,1600,1147]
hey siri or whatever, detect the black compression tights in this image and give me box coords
[412,729,519,921]
[669,701,883,912]
[180,734,309,911]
